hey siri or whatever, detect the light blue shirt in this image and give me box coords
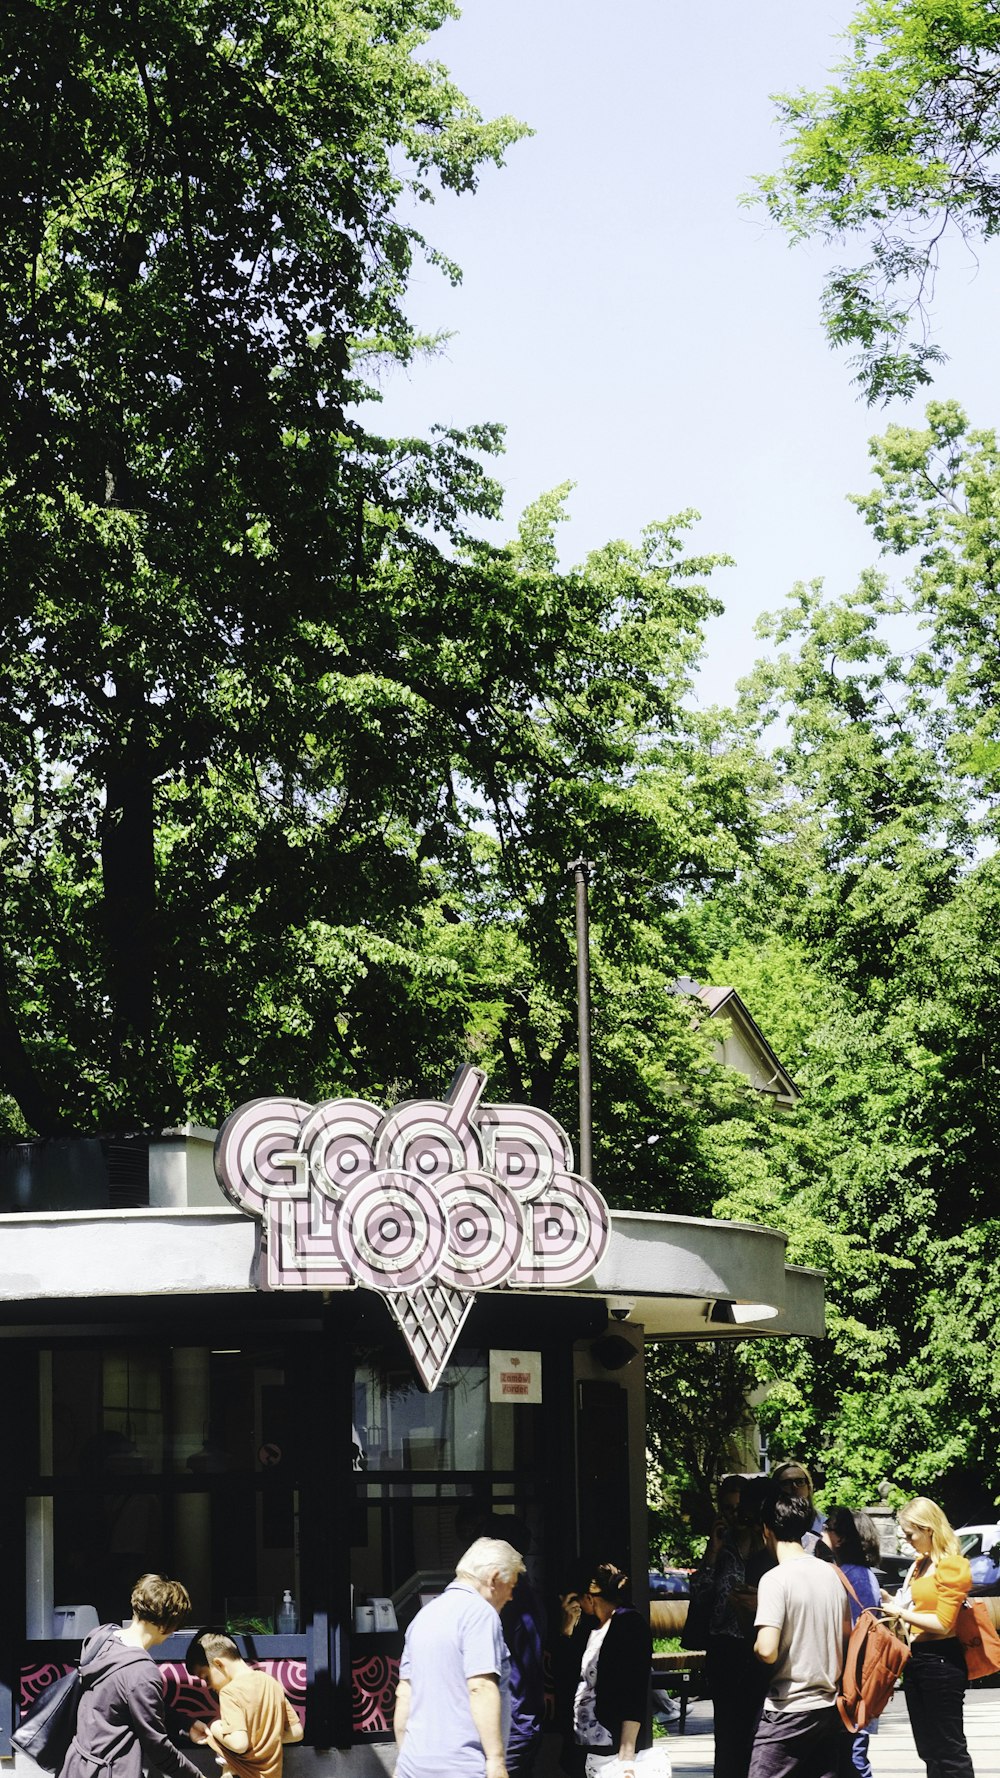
[397,1580,510,1778]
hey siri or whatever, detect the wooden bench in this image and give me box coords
[648,1599,689,1638]
[650,1648,705,1735]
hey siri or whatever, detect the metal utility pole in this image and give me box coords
[567,858,594,1182]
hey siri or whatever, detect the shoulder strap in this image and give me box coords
[833,1567,862,1609]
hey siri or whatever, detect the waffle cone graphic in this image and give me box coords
[384,1280,475,1391]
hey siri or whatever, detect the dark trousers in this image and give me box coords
[708,1637,769,1778]
[508,1736,541,1778]
[748,1704,848,1778]
[903,1641,974,1778]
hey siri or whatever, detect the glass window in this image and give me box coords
[44,1345,300,1479]
[351,1349,542,1623]
[33,1342,304,1635]
[353,1352,532,1474]
[50,1347,165,1477]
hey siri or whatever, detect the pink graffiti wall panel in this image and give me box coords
[20,1662,75,1712]
[19,1661,307,1729]
[351,1652,399,1737]
[160,1660,307,1729]
[349,1653,555,1738]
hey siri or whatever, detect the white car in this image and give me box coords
[957,1523,1000,1561]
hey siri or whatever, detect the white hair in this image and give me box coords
[455,1536,525,1586]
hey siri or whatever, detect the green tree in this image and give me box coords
[369,489,764,1211]
[692,412,1000,1508]
[851,399,1000,799]
[752,0,1000,401]
[0,0,530,1132]
[646,1340,757,1561]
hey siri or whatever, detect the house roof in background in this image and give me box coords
[672,978,802,1105]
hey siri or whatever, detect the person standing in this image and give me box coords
[881,1497,975,1778]
[502,1569,547,1778]
[822,1509,883,1778]
[61,1573,204,1778]
[394,1536,524,1778]
[770,1464,828,1558]
[749,1492,851,1778]
[572,1563,652,1778]
[553,1565,594,1778]
[690,1477,770,1778]
[475,1513,546,1778]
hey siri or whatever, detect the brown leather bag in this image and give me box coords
[834,1569,911,1731]
[954,1598,1000,1681]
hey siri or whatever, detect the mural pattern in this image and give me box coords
[351,1652,399,1737]
[20,1660,307,1729]
[20,1661,75,1712]
[349,1650,555,1737]
[23,1652,544,1741]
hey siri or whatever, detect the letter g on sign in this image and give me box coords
[214,1098,313,1218]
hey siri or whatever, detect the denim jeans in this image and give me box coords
[848,1733,869,1778]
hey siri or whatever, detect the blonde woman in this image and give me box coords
[770,1461,825,1553]
[881,1498,974,1778]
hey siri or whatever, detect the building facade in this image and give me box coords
[2,1068,822,1773]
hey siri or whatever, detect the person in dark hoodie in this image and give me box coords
[62,1572,205,1778]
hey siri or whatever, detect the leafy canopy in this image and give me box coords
[751,0,1000,401]
[678,401,1000,1518]
[0,0,534,1131]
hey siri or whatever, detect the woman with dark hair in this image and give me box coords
[61,1573,203,1778]
[689,1476,771,1778]
[823,1508,883,1778]
[571,1563,652,1778]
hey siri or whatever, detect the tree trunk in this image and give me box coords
[0,948,67,1135]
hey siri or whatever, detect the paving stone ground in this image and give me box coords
[664,1684,1000,1778]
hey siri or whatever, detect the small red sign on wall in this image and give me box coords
[489,1349,542,1403]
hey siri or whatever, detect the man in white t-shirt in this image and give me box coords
[750,1492,851,1778]
[394,1536,525,1778]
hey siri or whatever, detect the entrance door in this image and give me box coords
[576,1380,631,1566]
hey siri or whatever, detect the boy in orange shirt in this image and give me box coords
[186,1632,303,1778]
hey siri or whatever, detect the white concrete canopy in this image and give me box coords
[0,1201,823,1340]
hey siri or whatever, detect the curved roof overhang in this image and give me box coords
[0,1204,823,1341]
[588,1207,823,1338]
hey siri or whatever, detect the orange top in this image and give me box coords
[216,1667,301,1778]
[909,1554,972,1639]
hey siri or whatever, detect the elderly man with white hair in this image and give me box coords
[394,1535,526,1778]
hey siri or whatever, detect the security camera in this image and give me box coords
[606,1296,636,1322]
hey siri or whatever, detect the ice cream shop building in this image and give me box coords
[0,1061,823,1768]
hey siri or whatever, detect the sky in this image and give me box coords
[364,0,1000,707]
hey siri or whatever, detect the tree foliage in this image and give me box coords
[678,402,1000,1523]
[646,1340,758,1561]
[752,0,1000,401]
[1,1,772,1164]
[11,0,1000,1548]
[0,0,532,1131]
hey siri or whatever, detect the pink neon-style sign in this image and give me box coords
[214,1065,611,1296]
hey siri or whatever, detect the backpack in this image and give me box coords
[834,1569,910,1732]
